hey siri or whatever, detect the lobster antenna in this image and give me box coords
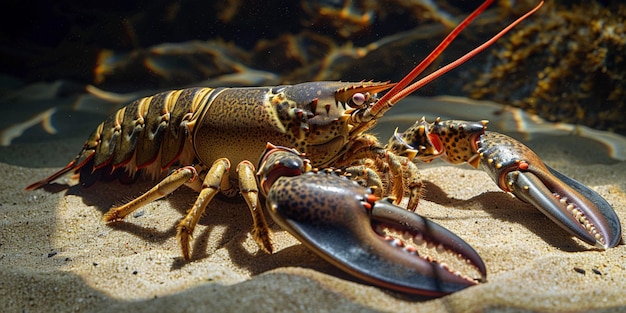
[369,0,544,117]
[374,0,494,108]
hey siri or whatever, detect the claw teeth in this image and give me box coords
[440,262,450,271]
[574,210,583,220]
[402,231,412,240]
[413,233,424,245]
[558,194,606,246]
[375,223,484,281]
[403,244,418,255]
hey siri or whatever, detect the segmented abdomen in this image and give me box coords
[79,87,218,184]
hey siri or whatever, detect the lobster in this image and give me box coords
[25,0,622,296]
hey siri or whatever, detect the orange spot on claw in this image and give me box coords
[519,161,529,170]
[363,194,379,211]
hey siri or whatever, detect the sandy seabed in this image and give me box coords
[1,99,625,313]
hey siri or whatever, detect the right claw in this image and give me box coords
[265,171,486,296]
[258,144,486,296]
[369,196,487,293]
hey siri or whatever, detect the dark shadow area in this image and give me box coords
[60,177,356,279]
[50,175,470,300]
[421,180,592,252]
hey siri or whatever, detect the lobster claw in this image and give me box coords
[389,119,622,250]
[478,132,622,249]
[258,143,486,296]
[263,170,486,296]
[367,196,487,294]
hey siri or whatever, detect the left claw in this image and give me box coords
[476,131,622,249]
[258,144,486,296]
[391,118,622,249]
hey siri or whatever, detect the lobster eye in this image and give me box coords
[351,92,366,107]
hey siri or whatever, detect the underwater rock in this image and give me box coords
[3,0,624,134]
[93,40,252,90]
[300,0,460,38]
[466,1,626,135]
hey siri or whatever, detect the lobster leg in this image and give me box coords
[343,165,385,197]
[104,158,273,260]
[257,144,486,296]
[236,161,273,255]
[174,158,273,259]
[335,135,424,211]
[176,159,234,260]
[103,166,199,222]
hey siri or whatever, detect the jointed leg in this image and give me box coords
[103,166,198,222]
[397,155,423,211]
[336,135,424,211]
[237,161,273,254]
[344,164,384,197]
[177,158,233,260]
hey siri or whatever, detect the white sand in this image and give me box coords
[1,105,625,313]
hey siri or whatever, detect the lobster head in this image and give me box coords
[269,81,395,167]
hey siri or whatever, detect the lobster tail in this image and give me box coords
[25,88,213,190]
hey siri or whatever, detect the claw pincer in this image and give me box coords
[476,131,622,249]
[391,119,622,249]
[258,144,486,296]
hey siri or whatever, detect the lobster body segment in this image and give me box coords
[191,86,297,177]
[191,81,394,175]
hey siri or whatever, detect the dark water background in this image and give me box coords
[0,0,624,161]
